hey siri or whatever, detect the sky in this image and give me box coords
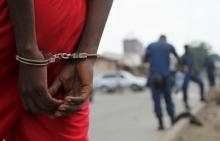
[98,0,220,55]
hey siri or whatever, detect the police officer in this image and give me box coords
[205,55,216,87]
[144,35,180,130]
[181,45,205,110]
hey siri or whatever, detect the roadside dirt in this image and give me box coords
[174,89,220,141]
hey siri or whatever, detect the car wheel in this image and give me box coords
[100,86,115,93]
[130,84,141,92]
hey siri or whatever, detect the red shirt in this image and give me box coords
[0,0,89,141]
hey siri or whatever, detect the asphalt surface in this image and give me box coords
[89,85,201,141]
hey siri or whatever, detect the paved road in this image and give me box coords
[89,84,202,141]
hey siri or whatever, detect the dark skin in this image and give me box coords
[6,0,63,114]
[49,60,94,116]
[6,0,113,116]
[49,0,114,117]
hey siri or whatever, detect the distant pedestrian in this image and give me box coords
[204,55,216,87]
[181,45,205,110]
[144,35,180,130]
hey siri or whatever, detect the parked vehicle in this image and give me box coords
[94,71,147,93]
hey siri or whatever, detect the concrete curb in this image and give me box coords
[161,103,206,141]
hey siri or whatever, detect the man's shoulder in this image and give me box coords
[181,53,186,58]
[147,42,158,49]
[149,42,158,46]
[164,42,174,48]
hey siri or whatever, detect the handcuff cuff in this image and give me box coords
[16,52,100,66]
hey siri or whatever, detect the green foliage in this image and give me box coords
[189,42,208,71]
[187,41,220,72]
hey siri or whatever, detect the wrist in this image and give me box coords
[76,44,98,54]
[17,46,44,60]
[75,45,98,65]
[87,58,96,65]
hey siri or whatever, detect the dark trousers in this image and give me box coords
[207,71,215,87]
[150,76,175,118]
[182,72,204,103]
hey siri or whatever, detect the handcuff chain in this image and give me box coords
[16,53,99,66]
[50,53,99,63]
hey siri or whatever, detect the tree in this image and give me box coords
[189,41,209,71]
[208,54,220,62]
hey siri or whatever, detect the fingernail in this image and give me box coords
[59,107,66,111]
[67,99,72,102]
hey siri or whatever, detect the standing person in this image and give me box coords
[205,55,216,87]
[181,45,205,110]
[144,35,180,130]
[0,0,113,141]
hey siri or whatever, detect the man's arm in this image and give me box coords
[6,0,40,56]
[6,0,62,114]
[76,0,113,54]
[143,46,150,63]
[141,46,150,71]
[171,45,180,62]
[49,0,114,117]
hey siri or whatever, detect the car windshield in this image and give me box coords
[102,74,117,78]
[119,71,135,79]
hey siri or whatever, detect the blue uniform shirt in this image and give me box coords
[181,53,193,71]
[144,41,177,76]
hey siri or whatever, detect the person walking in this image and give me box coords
[181,45,205,110]
[144,35,180,130]
[205,55,216,87]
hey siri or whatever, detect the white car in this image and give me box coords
[94,71,147,93]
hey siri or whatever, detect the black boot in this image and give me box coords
[184,101,191,111]
[200,97,207,103]
[170,115,176,126]
[158,117,165,130]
